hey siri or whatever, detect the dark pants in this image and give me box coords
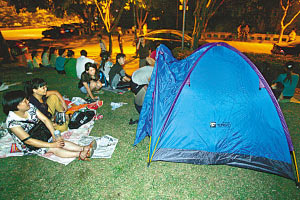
[134,102,142,114]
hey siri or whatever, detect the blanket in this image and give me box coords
[0,120,118,165]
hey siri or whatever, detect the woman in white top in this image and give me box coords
[3,90,95,160]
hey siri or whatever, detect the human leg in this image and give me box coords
[46,94,64,115]
[134,87,146,113]
[47,95,69,132]
[80,86,88,93]
[90,82,96,91]
[48,140,95,159]
[48,147,81,158]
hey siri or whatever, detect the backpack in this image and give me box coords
[68,110,95,129]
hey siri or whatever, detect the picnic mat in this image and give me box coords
[0,120,118,165]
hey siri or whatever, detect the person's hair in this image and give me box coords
[24,78,47,96]
[67,50,74,57]
[2,90,27,115]
[31,51,38,59]
[41,46,49,59]
[58,49,66,56]
[49,47,57,61]
[85,62,97,72]
[80,50,87,56]
[283,61,296,84]
[98,34,102,39]
[116,53,125,63]
[100,51,110,70]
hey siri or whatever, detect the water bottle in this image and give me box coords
[54,130,61,140]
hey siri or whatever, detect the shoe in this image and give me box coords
[129,119,139,125]
[89,139,97,150]
[78,147,94,161]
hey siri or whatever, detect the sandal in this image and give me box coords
[89,139,97,150]
[78,147,94,161]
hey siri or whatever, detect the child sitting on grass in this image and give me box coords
[78,62,102,100]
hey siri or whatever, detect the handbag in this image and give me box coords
[68,110,95,129]
[53,111,66,125]
[21,121,52,151]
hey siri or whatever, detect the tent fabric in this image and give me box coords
[134,42,296,180]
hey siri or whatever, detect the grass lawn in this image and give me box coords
[0,56,300,199]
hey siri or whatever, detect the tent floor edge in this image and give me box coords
[152,148,295,181]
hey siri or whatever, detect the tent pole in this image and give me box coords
[147,136,152,166]
[292,151,300,186]
[149,136,161,163]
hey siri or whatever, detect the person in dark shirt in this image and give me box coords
[24,78,69,132]
[78,62,102,99]
[108,53,131,89]
[137,36,150,68]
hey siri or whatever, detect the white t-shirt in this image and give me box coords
[76,56,95,79]
[132,66,154,85]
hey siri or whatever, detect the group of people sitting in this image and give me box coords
[2,41,157,160]
[3,78,97,161]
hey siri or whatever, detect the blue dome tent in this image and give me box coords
[134,42,299,184]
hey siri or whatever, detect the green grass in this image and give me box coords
[0,63,300,199]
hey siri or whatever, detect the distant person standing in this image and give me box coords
[118,28,124,54]
[137,36,150,68]
[243,25,250,41]
[237,25,242,40]
[288,28,296,42]
[98,34,106,53]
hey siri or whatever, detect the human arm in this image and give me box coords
[10,125,64,148]
[83,82,96,99]
[46,90,68,111]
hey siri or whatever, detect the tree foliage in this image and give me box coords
[191,0,225,50]
[94,0,127,54]
[278,0,300,43]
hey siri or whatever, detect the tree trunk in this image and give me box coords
[0,31,13,63]
[108,32,112,56]
[278,26,286,43]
